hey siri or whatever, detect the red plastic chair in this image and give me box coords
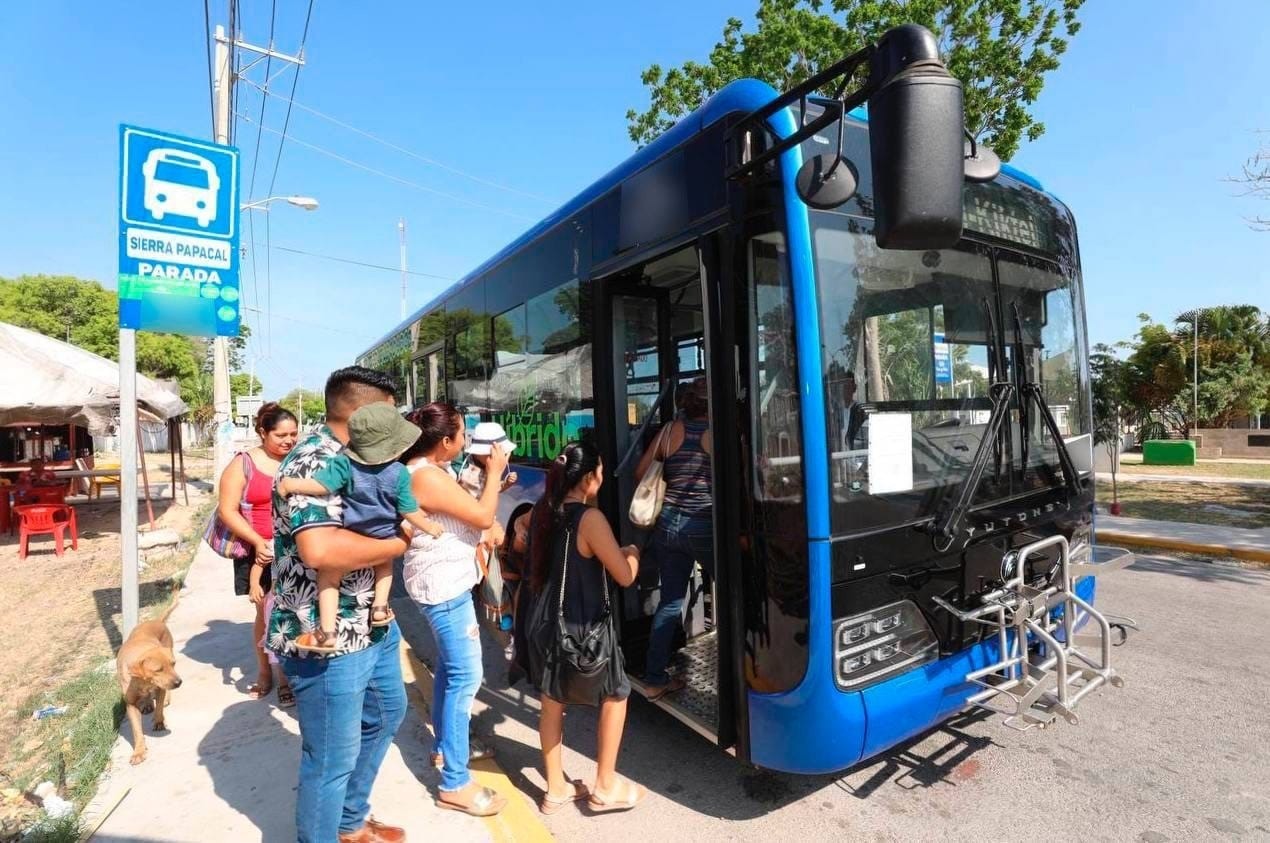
[15,504,79,560]
[14,486,66,507]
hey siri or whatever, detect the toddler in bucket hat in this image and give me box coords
[458,421,519,500]
[276,403,445,654]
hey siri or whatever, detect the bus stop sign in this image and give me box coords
[933,331,952,384]
[117,125,240,336]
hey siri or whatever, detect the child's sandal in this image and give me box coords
[371,604,395,627]
[295,629,338,654]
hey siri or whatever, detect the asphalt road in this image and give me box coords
[397,553,1270,842]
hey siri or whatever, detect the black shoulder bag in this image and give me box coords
[528,525,624,707]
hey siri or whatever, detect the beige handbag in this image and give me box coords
[629,425,669,527]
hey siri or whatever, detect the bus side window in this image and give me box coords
[749,231,803,511]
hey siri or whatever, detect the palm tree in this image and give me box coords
[1175,306,1270,363]
[1173,306,1270,426]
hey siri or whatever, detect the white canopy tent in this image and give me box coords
[0,322,187,434]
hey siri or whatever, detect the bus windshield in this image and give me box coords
[811,208,1090,535]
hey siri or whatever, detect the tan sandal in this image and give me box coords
[435,786,507,817]
[587,777,646,814]
[645,676,686,702]
[295,629,338,655]
[540,779,589,815]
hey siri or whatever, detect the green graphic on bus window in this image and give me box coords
[487,383,591,462]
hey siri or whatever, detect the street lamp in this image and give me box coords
[1186,307,1209,434]
[212,193,319,493]
[240,194,319,212]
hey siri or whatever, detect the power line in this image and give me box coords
[235,111,537,221]
[262,0,313,363]
[241,305,375,339]
[271,243,455,281]
[228,0,239,144]
[239,76,556,205]
[265,0,314,199]
[246,0,277,200]
[202,0,215,135]
[266,211,274,357]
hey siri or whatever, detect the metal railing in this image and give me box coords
[932,535,1135,731]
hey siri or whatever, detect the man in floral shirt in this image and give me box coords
[269,366,410,843]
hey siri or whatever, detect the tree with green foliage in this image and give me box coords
[231,374,263,402]
[0,274,122,358]
[1121,314,1191,438]
[627,0,1084,161]
[1173,306,1270,428]
[280,388,326,426]
[1090,343,1128,509]
[1,274,258,435]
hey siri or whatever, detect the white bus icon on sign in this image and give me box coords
[141,148,220,228]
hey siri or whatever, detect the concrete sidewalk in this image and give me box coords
[85,544,490,842]
[1097,514,1270,563]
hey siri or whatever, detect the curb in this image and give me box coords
[398,638,555,843]
[1096,529,1270,564]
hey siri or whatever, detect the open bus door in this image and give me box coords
[598,236,746,753]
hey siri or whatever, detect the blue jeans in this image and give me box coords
[280,623,407,843]
[645,506,715,686]
[419,590,483,792]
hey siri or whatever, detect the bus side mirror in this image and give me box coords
[868,25,966,250]
[795,153,858,210]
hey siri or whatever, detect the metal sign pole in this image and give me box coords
[119,327,139,637]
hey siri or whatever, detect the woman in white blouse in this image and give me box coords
[402,403,509,818]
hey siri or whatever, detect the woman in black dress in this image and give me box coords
[522,440,647,815]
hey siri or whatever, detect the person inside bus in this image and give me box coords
[634,376,714,701]
[525,440,646,814]
[836,370,867,451]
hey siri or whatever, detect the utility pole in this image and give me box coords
[298,376,304,430]
[398,218,408,320]
[210,22,305,489]
[211,24,233,490]
[1193,311,1200,434]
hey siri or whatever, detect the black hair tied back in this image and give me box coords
[529,440,601,591]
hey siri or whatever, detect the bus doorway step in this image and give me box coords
[629,629,719,742]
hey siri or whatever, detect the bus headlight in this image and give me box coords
[833,600,938,690]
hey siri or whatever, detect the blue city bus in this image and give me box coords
[359,27,1131,774]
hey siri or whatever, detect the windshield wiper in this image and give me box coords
[928,381,1014,551]
[1009,301,1081,497]
[1008,299,1030,473]
[982,297,1006,485]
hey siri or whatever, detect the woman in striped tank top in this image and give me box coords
[633,377,715,700]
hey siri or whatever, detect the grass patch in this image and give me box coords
[1098,480,1270,529]
[1117,457,1270,481]
[14,661,127,807]
[4,499,212,837]
[21,812,84,843]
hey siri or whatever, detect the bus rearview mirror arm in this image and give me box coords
[726,24,1002,247]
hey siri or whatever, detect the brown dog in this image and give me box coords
[116,619,182,765]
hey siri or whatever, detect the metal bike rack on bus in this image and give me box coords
[931,534,1135,731]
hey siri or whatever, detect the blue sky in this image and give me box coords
[1,1,1267,397]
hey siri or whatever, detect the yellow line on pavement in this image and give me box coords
[1097,529,1270,564]
[399,641,555,843]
